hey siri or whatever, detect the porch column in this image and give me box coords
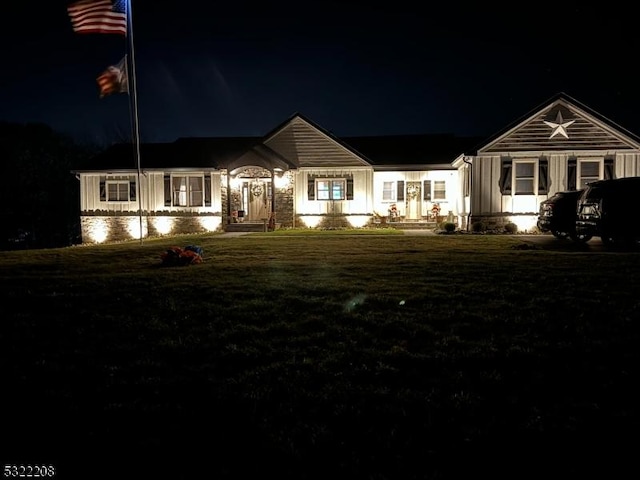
[226,169,231,224]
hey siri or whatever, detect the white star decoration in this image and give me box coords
[543,111,575,139]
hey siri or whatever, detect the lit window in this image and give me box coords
[172,176,204,206]
[382,181,395,201]
[107,181,129,201]
[579,160,602,188]
[433,181,446,200]
[317,179,345,200]
[514,161,535,195]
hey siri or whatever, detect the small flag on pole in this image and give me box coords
[67,0,127,36]
[97,56,129,98]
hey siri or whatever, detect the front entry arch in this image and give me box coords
[229,167,274,224]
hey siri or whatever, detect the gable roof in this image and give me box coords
[475,92,640,154]
[263,113,373,167]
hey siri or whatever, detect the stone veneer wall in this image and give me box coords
[80,213,221,244]
[275,183,294,228]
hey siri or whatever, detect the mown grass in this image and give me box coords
[1,232,639,479]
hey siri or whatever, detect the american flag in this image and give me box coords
[67,0,127,35]
[97,56,129,98]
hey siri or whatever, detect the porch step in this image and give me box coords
[379,221,438,230]
[224,222,279,232]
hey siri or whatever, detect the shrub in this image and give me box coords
[441,222,456,233]
[504,222,518,234]
[471,221,486,233]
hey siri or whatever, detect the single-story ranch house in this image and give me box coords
[72,92,640,244]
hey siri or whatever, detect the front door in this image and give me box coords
[244,180,269,221]
[406,182,422,220]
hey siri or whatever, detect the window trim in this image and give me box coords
[382,181,396,202]
[170,174,205,207]
[578,158,603,189]
[106,180,130,202]
[512,159,537,195]
[433,180,446,200]
[316,178,346,201]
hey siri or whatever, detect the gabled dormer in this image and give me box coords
[477,92,640,154]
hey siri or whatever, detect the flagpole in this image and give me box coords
[126,0,143,245]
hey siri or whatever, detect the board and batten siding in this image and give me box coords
[79,171,222,214]
[78,172,140,212]
[265,117,370,168]
[294,168,373,216]
[373,170,459,218]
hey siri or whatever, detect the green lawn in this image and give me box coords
[1,232,638,479]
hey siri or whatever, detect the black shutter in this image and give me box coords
[307,177,315,200]
[129,176,136,201]
[423,180,431,201]
[538,157,549,195]
[204,174,212,207]
[346,178,354,200]
[397,181,405,201]
[567,157,577,191]
[100,177,106,201]
[499,157,512,194]
[604,157,615,180]
[164,174,171,206]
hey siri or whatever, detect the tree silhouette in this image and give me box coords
[0,121,100,249]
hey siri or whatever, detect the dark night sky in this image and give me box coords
[3,1,640,145]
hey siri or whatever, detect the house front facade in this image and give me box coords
[72,93,640,244]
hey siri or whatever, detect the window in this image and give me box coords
[317,179,346,200]
[433,181,446,200]
[514,161,535,195]
[101,176,135,202]
[579,160,602,189]
[382,181,395,201]
[172,176,204,207]
[107,181,129,201]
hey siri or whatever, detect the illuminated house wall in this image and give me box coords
[453,94,640,232]
[372,170,460,221]
[74,93,640,241]
[77,170,223,244]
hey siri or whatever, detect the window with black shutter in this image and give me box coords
[164,174,171,206]
[307,177,315,200]
[499,157,512,194]
[129,176,136,201]
[346,178,353,200]
[604,156,615,180]
[538,157,549,195]
[205,174,212,206]
[567,157,577,191]
[397,181,405,201]
[423,180,432,201]
[100,177,106,201]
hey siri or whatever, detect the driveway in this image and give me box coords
[515,234,638,252]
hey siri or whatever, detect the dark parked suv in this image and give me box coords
[537,189,591,242]
[576,177,640,246]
